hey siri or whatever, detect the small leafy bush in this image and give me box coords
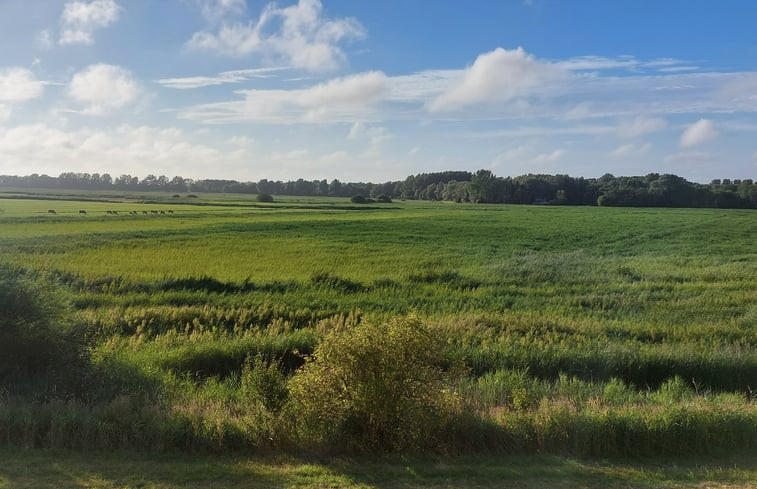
[287,316,465,451]
[256,193,274,203]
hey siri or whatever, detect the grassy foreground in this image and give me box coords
[0,191,755,461]
[2,450,756,489]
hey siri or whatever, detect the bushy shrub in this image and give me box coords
[350,195,374,204]
[256,193,274,203]
[287,316,465,451]
[241,354,289,414]
[0,265,83,394]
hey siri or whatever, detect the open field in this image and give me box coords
[1,190,755,463]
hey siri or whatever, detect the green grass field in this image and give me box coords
[2,450,756,489]
[1,189,755,484]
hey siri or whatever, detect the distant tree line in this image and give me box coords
[1,170,755,208]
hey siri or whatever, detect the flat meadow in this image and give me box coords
[0,189,755,486]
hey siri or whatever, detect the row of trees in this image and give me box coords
[1,170,755,208]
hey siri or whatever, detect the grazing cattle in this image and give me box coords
[167,210,174,214]
[159,210,166,215]
[151,210,158,214]
[79,210,87,215]
[142,211,148,215]
[47,209,56,214]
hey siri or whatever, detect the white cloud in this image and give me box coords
[68,64,141,115]
[197,0,247,23]
[428,47,564,112]
[179,71,387,123]
[0,124,254,179]
[533,149,565,163]
[157,67,284,89]
[0,105,11,123]
[610,142,651,157]
[0,68,46,102]
[60,0,122,45]
[186,0,365,72]
[617,117,667,138]
[558,56,686,72]
[348,121,390,145]
[680,118,718,147]
[36,30,53,50]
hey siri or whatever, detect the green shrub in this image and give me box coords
[0,264,83,393]
[241,354,289,414]
[256,193,274,203]
[287,316,465,452]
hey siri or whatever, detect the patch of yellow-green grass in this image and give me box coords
[1,450,755,489]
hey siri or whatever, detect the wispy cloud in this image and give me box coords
[157,67,285,89]
[680,118,718,147]
[186,0,365,72]
[616,117,667,138]
[610,142,651,157]
[195,0,247,23]
[179,71,387,123]
[60,0,122,46]
[557,55,689,72]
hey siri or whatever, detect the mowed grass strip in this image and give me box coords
[1,450,756,489]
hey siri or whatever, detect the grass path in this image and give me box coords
[1,450,756,488]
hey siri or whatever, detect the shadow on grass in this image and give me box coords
[1,449,756,489]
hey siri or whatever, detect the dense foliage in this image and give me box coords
[1,170,755,208]
[288,316,464,451]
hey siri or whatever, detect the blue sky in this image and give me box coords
[1,0,756,182]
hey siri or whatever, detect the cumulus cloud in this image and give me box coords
[60,0,122,45]
[186,0,365,72]
[68,64,141,115]
[0,68,46,102]
[180,71,387,123]
[617,117,667,138]
[428,47,564,112]
[680,118,718,147]
[157,67,284,89]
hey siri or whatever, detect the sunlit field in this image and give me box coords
[1,190,755,467]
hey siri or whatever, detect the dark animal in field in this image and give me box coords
[151,210,158,214]
[167,210,174,214]
[47,209,56,214]
[79,210,87,215]
[142,211,148,215]
[159,210,166,215]
[129,211,137,215]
